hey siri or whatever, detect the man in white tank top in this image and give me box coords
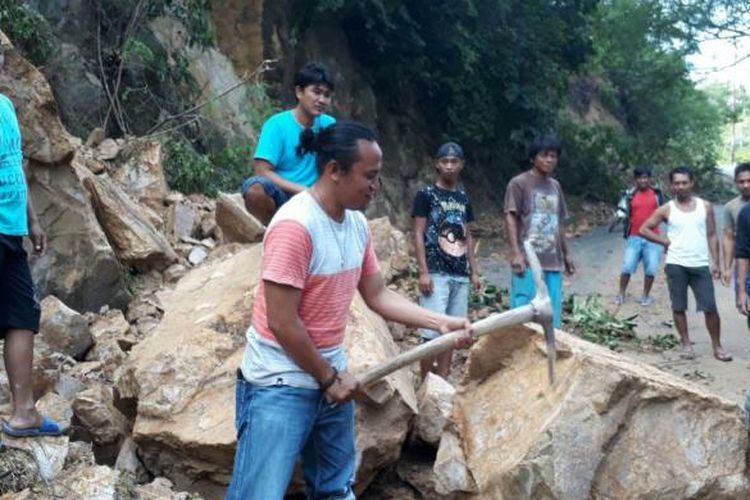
[640,167,731,361]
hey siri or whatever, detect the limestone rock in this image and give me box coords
[215,192,264,243]
[28,158,131,312]
[0,31,75,164]
[368,217,410,282]
[85,128,106,148]
[119,245,416,491]
[115,437,149,483]
[434,430,477,495]
[36,392,73,431]
[112,139,169,212]
[96,138,120,161]
[72,385,129,446]
[164,263,188,283]
[58,465,119,499]
[188,245,208,266]
[39,296,92,360]
[86,310,130,381]
[413,373,455,446]
[455,324,750,499]
[83,173,178,272]
[1,434,69,481]
[134,477,193,499]
[168,201,200,241]
[0,446,38,495]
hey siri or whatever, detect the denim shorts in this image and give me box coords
[665,264,716,313]
[239,175,293,209]
[226,372,356,500]
[0,234,41,336]
[621,235,663,276]
[419,273,470,341]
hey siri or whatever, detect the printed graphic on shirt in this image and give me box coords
[527,191,560,256]
[412,186,474,276]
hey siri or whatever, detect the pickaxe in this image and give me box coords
[357,240,555,404]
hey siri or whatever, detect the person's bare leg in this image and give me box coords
[4,329,41,429]
[243,183,276,226]
[618,273,630,298]
[435,350,452,379]
[643,275,655,298]
[705,311,731,361]
[673,311,694,359]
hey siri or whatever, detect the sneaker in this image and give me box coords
[613,294,624,305]
[639,296,653,306]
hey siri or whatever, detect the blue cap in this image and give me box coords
[436,142,464,159]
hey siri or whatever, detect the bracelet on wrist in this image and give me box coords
[319,366,339,392]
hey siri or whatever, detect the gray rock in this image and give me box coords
[39,296,92,360]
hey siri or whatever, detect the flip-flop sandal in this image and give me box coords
[714,351,733,362]
[2,416,68,437]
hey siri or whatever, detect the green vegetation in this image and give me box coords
[0,0,54,64]
[292,0,749,201]
[563,294,678,351]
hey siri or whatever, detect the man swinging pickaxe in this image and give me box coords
[354,241,555,404]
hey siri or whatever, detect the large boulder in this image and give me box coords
[0,31,75,164]
[111,139,170,212]
[447,324,750,499]
[83,173,178,272]
[214,192,264,244]
[28,155,131,312]
[38,296,92,360]
[367,217,410,282]
[117,244,417,491]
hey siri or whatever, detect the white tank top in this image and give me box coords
[665,198,709,267]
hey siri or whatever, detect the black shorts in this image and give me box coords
[0,234,41,336]
[665,264,717,313]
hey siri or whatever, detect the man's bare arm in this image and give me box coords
[723,229,735,286]
[640,204,670,247]
[738,258,750,314]
[706,201,720,277]
[413,216,432,295]
[505,211,526,274]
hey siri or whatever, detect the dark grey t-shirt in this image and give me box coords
[504,171,568,271]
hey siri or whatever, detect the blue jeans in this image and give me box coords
[239,175,293,209]
[511,269,563,328]
[226,374,356,500]
[621,235,662,276]
[419,273,470,340]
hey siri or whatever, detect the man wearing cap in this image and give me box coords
[412,142,481,378]
[504,135,574,328]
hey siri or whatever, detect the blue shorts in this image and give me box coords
[511,268,563,328]
[419,273,470,341]
[239,176,293,209]
[621,236,662,276]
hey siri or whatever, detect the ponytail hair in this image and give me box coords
[297,121,377,175]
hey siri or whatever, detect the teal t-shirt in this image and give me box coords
[254,110,336,188]
[0,94,27,236]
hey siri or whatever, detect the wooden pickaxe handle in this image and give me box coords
[354,241,556,403]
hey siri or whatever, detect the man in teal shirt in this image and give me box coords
[241,62,336,225]
[0,93,67,437]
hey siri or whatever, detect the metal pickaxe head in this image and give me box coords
[523,240,556,384]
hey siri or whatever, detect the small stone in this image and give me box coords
[39,296,93,360]
[84,127,106,148]
[96,138,120,161]
[188,246,208,266]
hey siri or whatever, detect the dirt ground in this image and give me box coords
[478,223,750,406]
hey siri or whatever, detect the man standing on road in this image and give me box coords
[721,162,750,292]
[0,93,67,437]
[640,166,731,361]
[240,62,336,225]
[504,135,574,329]
[614,166,664,306]
[226,122,472,499]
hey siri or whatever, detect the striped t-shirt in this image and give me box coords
[0,94,27,236]
[241,191,380,388]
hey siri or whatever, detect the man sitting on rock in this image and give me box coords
[240,62,336,226]
[226,122,472,499]
[0,93,67,437]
